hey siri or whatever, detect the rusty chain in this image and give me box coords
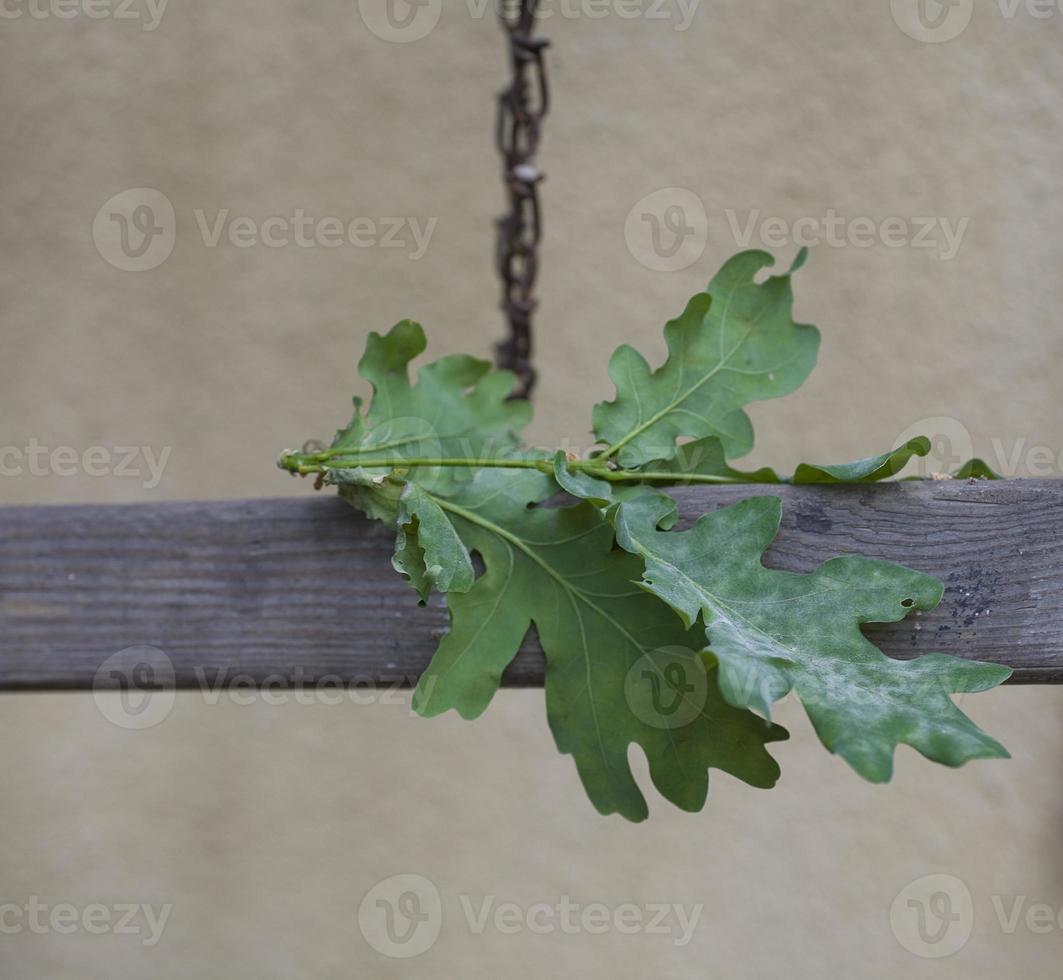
[494,0,549,400]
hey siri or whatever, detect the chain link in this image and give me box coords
[494,0,549,399]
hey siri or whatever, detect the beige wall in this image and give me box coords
[2,2,1062,976]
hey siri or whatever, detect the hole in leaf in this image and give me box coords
[901,598,915,608]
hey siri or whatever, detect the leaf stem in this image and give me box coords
[279,453,554,476]
[595,470,743,485]
[278,450,747,485]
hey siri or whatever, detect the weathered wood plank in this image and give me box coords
[0,480,1060,690]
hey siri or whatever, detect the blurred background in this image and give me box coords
[2,1,1062,976]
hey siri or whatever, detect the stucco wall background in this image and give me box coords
[1,1,1062,976]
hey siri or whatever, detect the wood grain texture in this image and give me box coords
[1,480,1060,690]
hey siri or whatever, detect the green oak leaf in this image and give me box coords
[551,451,614,506]
[603,434,934,487]
[674,434,931,484]
[392,483,474,602]
[324,320,529,594]
[792,436,932,484]
[327,319,530,510]
[411,466,788,822]
[556,436,932,505]
[592,250,820,468]
[549,452,671,509]
[952,458,1001,480]
[612,493,1011,782]
[617,435,932,485]
[634,437,783,485]
[551,452,684,528]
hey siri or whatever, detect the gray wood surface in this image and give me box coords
[1,479,1060,690]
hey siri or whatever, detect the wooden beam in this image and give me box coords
[1,479,1060,690]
